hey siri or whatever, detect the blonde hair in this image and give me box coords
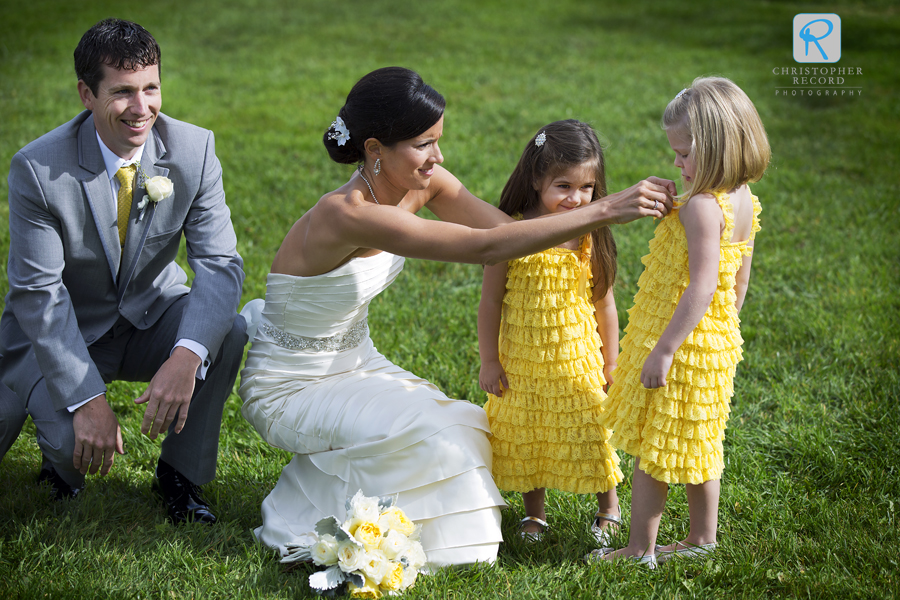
[662,76,770,199]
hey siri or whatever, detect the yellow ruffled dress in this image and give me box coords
[600,191,761,484]
[484,237,624,494]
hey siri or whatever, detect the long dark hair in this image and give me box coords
[498,119,617,300]
[324,67,446,164]
[75,18,161,96]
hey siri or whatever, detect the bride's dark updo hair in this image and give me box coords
[324,67,446,164]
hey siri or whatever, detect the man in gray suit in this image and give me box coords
[0,18,246,524]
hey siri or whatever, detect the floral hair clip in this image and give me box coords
[328,116,350,146]
[535,131,546,147]
[675,88,689,101]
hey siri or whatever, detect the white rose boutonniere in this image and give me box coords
[135,162,174,220]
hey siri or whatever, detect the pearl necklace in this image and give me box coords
[357,165,379,205]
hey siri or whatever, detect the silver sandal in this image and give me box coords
[655,541,717,564]
[585,548,657,569]
[590,511,622,547]
[518,516,549,542]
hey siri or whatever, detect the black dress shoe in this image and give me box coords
[153,459,217,525]
[37,463,82,500]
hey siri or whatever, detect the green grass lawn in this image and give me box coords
[1,0,898,598]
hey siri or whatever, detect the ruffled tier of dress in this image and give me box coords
[485,249,623,495]
[601,193,761,484]
[240,253,505,569]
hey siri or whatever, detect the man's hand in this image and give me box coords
[73,394,124,475]
[134,346,201,439]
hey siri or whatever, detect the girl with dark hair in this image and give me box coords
[240,67,675,570]
[478,120,623,547]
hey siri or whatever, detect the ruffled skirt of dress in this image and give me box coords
[600,273,743,485]
[239,336,505,570]
[485,251,622,494]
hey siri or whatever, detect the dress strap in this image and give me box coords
[748,193,762,242]
[711,191,735,244]
[577,235,592,298]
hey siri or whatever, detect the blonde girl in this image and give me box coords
[479,120,624,546]
[595,77,770,567]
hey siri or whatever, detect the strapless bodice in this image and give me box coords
[261,252,404,339]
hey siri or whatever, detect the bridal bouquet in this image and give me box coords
[282,490,427,598]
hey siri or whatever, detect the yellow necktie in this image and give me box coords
[115,164,137,247]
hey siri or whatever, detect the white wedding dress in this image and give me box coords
[239,252,505,568]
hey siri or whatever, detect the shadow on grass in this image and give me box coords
[0,446,299,598]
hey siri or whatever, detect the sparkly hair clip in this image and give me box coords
[675,88,689,101]
[535,131,546,147]
[327,116,350,146]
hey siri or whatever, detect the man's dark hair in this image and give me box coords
[75,18,161,96]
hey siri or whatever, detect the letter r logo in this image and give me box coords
[794,14,841,63]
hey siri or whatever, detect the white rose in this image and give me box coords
[400,565,418,590]
[336,540,367,574]
[378,529,411,560]
[359,549,389,583]
[145,176,174,203]
[347,490,380,523]
[401,541,427,571]
[310,534,339,566]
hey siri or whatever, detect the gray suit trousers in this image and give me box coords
[0,381,26,459]
[0,295,246,488]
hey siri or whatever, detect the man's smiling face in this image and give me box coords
[78,63,161,159]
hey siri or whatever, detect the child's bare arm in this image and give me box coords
[594,287,619,390]
[734,242,754,314]
[641,195,722,389]
[478,262,509,396]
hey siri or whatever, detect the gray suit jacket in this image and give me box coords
[1,111,244,412]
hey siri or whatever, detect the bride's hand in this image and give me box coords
[601,178,677,224]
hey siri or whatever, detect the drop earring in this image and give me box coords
[374,158,381,176]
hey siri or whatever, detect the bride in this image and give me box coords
[239,66,675,568]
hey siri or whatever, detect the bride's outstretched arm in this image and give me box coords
[325,170,674,266]
[273,167,676,275]
[424,171,512,229]
[425,167,677,232]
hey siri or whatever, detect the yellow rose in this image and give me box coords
[344,517,362,536]
[378,506,415,537]
[349,577,383,599]
[353,521,382,550]
[380,562,404,592]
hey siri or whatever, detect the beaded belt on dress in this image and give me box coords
[260,319,368,353]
